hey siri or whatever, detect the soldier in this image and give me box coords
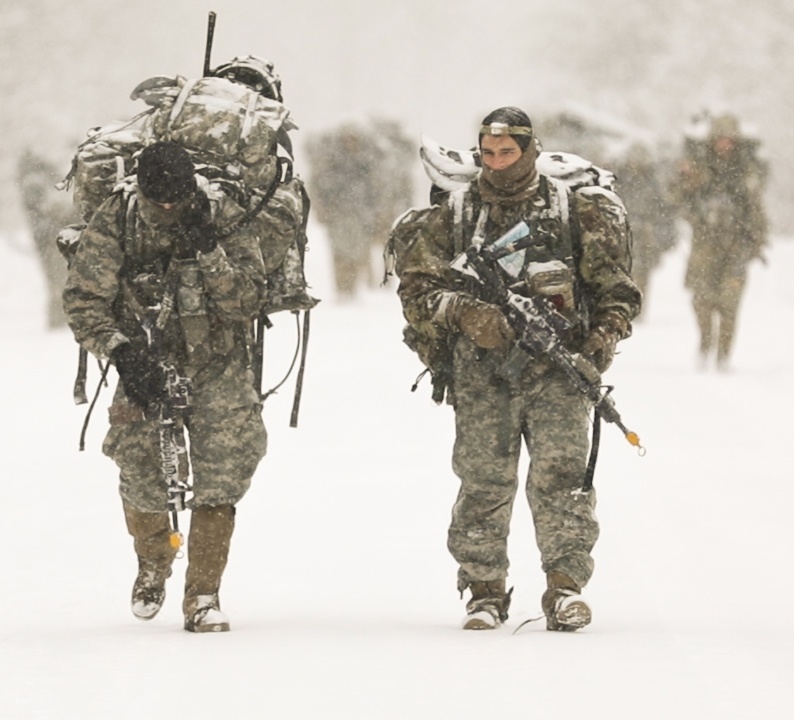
[63,142,268,633]
[394,107,641,630]
[306,118,414,298]
[17,148,80,328]
[673,113,768,370]
[612,142,677,317]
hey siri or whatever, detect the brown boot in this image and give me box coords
[462,579,513,630]
[123,502,177,621]
[541,571,592,632]
[183,505,235,633]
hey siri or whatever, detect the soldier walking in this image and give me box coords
[63,142,268,632]
[394,107,641,630]
[672,113,768,370]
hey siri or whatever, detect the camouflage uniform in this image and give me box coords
[63,187,268,512]
[397,174,640,596]
[672,114,768,368]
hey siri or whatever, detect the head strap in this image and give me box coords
[479,122,533,137]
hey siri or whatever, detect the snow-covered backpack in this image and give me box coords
[58,69,315,315]
[56,66,317,422]
[385,134,626,403]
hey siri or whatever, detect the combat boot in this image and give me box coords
[123,502,178,621]
[183,505,235,633]
[541,571,592,632]
[462,579,513,630]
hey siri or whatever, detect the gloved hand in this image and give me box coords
[581,325,620,373]
[111,343,166,410]
[454,297,515,351]
[175,190,217,258]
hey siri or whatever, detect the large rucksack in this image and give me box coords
[58,72,315,312]
[385,135,627,404]
[57,71,318,426]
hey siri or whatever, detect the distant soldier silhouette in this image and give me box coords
[672,113,768,370]
[17,148,80,328]
[613,142,677,317]
[306,118,414,298]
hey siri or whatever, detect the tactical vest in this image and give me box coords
[113,192,241,377]
[451,175,587,332]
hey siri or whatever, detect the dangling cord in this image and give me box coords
[411,367,431,392]
[261,311,302,403]
[79,361,111,451]
[512,614,546,634]
[289,309,312,428]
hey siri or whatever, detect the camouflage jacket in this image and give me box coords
[63,188,267,380]
[396,177,641,359]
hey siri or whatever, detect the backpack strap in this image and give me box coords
[254,177,313,427]
[449,189,488,254]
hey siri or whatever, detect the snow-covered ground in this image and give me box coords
[1,222,792,719]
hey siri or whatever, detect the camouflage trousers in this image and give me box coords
[103,356,267,512]
[449,342,599,593]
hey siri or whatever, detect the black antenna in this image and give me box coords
[203,11,217,77]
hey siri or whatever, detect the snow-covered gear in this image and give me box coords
[388,133,627,405]
[462,580,513,630]
[391,108,640,629]
[211,54,284,103]
[541,571,592,631]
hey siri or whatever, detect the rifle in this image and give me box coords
[158,362,192,552]
[450,221,644,487]
[142,269,193,553]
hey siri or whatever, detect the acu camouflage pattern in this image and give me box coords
[396,176,640,592]
[248,177,319,314]
[63,185,268,512]
[141,75,288,194]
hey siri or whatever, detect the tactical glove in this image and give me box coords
[454,297,515,351]
[581,326,618,373]
[176,190,217,258]
[111,343,166,410]
[581,310,629,373]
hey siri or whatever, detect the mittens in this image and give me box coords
[175,190,217,258]
[111,343,165,410]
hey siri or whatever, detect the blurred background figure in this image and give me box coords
[306,117,414,299]
[16,147,80,328]
[611,142,677,317]
[670,111,768,371]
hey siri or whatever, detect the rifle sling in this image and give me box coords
[582,406,601,491]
